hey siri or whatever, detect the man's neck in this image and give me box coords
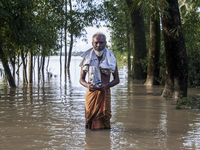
[97,56,102,62]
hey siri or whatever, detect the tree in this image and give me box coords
[161,0,188,98]
[64,0,68,74]
[125,0,147,80]
[20,48,28,84]
[0,48,16,87]
[66,0,104,70]
[28,50,33,83]
[103,0,133,74]
[145,8,160,86]
[179,0,200,86]
[0,0,62,86]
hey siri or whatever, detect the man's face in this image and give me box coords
[92,35,106,51]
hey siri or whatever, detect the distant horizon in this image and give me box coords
[66,26,111,52]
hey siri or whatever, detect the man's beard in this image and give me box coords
[94,49,105,57]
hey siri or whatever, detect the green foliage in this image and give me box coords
[103,0,133,68]
[0,0,60,59]
[0,0,104,63]
[140,56,148,73]
[112,51,126,64]
[103,0,200,89]
[103,0,168,79]
[128,0,170,18]
[0,0,106,86]
[187,48,200,86]
[179,0,200,86]
[176,94,200,109]
[164,94,172,100]
[66,0,104,44]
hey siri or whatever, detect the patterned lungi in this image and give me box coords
[85,88,111,130]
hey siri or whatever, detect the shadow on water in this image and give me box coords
[0,56,200,149]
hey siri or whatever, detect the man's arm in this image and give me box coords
[97,66,120,91]
[107,66,120,88]
[79,67,96,91]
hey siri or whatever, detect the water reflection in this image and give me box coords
[182,113,200,149]
[154,102,168,149]
[0,56,200,149]
[85,129,111,149]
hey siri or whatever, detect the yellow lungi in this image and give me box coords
[85,88,111,130]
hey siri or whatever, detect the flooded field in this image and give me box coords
[0,56,200,149]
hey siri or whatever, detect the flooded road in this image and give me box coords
[0,56,200,149]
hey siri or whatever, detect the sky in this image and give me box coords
[73,26,111,52]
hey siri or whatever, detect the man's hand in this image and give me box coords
[96,83,108,91]
[88,84,96,92]
[88,83,110,92]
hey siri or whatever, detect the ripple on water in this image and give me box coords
[182,117,200,149]
[1,59,200,149]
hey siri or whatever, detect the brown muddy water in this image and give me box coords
[0,56,200,150]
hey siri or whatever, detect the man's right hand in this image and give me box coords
[88,84,96,92]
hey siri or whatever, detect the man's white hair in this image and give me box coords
[92,32,106,41]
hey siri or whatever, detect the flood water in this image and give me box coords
[0,56,200,150]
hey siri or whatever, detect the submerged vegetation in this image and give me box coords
[162,88,200,109]
[176,94,200,109]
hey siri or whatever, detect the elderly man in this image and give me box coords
[79,32,119,130]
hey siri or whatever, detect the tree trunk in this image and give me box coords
[161,0,188,98]
[145,11,160,86]
[13,56,16,81]
[28,50,33,83]
[67,33,73,70]
[64,0,68,74]
[37,51,40,82]
[46,55,50,72]
[41,55,45,82]
[60,29,63,73]
[17,54,20,84]
[125,0,147,80]
[64,28,67,73]
[10,54,16,82]
[67,0,73,70]
[0,48,16,87]
[20,48,28,84]
[126,29,131,75]
[41,55,45,76]
[33,55,36,82]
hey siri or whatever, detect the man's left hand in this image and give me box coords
[96,83,108,91]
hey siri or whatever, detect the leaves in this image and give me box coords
[176,95,200,109]
[0,0,103,56]
[169,26,181,37]
[103,0,132,56]
[179,0,200,86]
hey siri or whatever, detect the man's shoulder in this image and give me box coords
[81,48,93,58]
[105,48,115,58]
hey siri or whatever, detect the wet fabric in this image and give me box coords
[79,48,116,84]
[85,88,111,130]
